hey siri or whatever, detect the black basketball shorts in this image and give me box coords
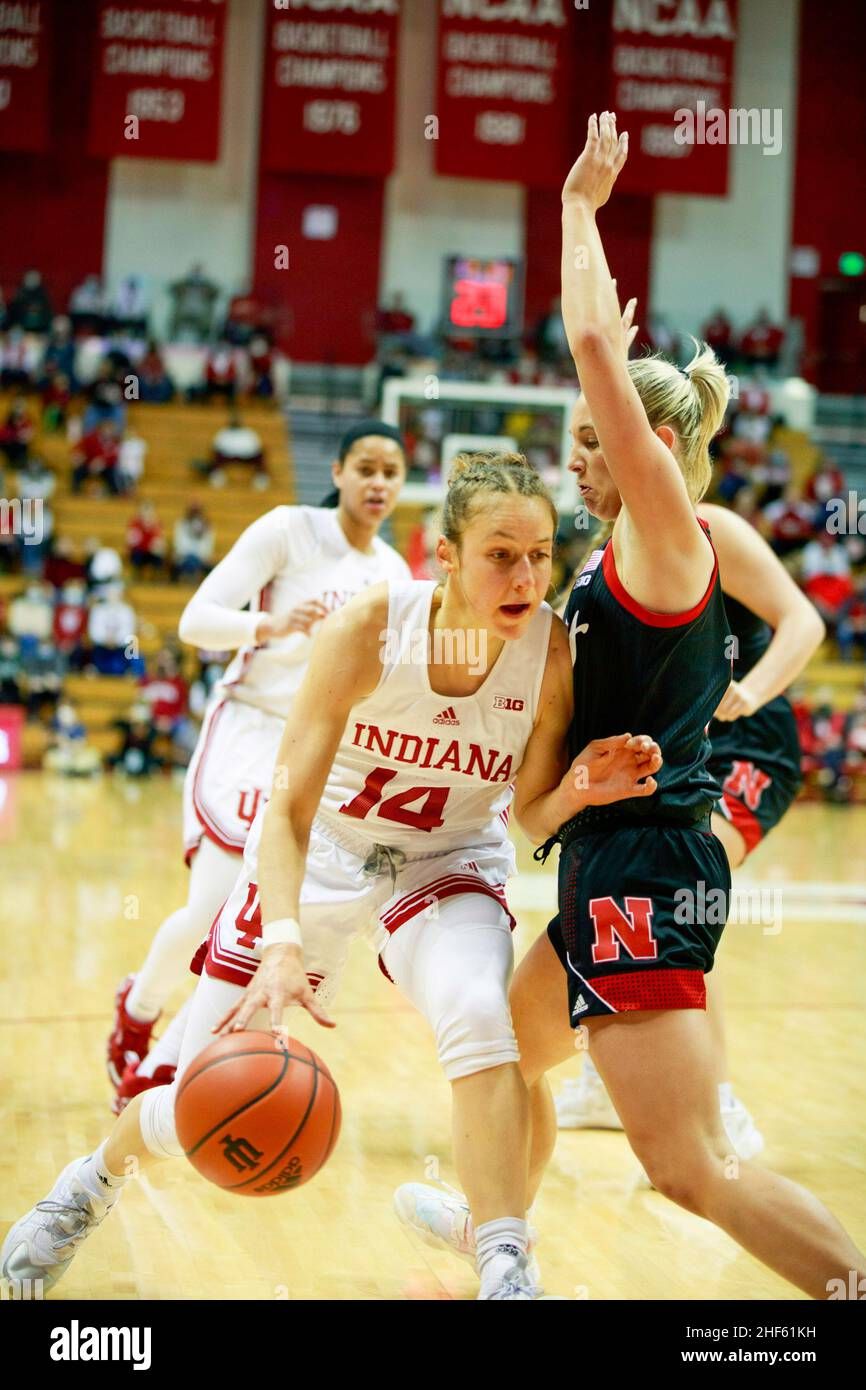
[708,697,802,854]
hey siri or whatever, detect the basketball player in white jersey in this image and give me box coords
[2,453,661,1301]
[107,422,410,1110]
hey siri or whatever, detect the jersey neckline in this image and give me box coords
[419,580,511,702]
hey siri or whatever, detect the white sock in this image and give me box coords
[476,1217,529,1296]
[78,1142,132,1203]
[127,907,193,1020]
[718,1081,734,1108]
[137,998,191,1077]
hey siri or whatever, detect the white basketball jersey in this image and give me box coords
[218,507,410,719]
[316,580,554,855]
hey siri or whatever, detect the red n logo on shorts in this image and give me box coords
[588,897,658,964]
[722,760,771,811]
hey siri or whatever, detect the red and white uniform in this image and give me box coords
[198,579,553,999]
[180,506,410,863]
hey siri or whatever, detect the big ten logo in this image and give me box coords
[573,1025,590,1053]
[493,696,524,711]
[424,1153,441,1181]
[0,79,11,111]
[475,111,525,146]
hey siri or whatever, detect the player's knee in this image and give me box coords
[433,977,518,1080]
[633,1132,724,1213]
[139,1079,185,1160]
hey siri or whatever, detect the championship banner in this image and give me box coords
[608,0,739,197]
[87,0,227,162]
[260,0,402,177]
[0,0,54,152]
[434,0,576,189]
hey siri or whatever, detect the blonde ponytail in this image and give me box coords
[627,339,730,503]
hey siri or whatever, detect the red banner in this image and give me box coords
[0,0,54,152]
[87,0,227,162]
[434,0,577,189]
[260,0,401,177]
[609,0,739,197]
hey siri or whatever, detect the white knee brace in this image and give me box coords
[139,1079,185,1160]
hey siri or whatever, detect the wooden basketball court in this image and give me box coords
[2,773,864,1300]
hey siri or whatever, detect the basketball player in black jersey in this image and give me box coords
[397,114,865,1297]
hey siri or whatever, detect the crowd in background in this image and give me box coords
[0,267,862,796]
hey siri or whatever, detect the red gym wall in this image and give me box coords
[0,0,108,309]
[789,0,866,389]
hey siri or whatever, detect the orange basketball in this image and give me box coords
[174,1031,341,1196]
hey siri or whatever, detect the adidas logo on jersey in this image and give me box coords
[433,706,460,725]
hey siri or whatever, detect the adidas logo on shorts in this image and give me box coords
[571,993,589,1017]
[433,706,460,725]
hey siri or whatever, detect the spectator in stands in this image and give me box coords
[68,275,108,336]
[16,453,56,505]
[84,538,123,595]
[837,576,866,663]
[39,316,77,386]
[223,292,261,347]
[740,308,785,371]
[8,269,52,334]
[800,530,856,640]
[44,536,87,591]
[811,700,850,801]
[248,333,274,398]
[41,371,72,432]
[762,483,820,558]
[168,263,219,342]
[1,327,40,389]
[804,456,846,511]
[20,639,64,721]
[136,340,174,404]
[87,583,140,676]
[7,580,54,648]
[702,308,735,368]
[139,646,193,763]
[126,500,166,577]
[171,501,214,582]
[208,413,267,489]
[0,637,22,704]
[203,340,238,403]
[117,429,147,493]
[19,499,52,577]
[109,700,161,777]
[43,700,102,776]
[71,420,124,495]
[111,275,150,336]
[53,579,89,669]
[0,396,35,467]
[82,365,126,434]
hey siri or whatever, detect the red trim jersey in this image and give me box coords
[178,506,410,720]
[315,579,554,856]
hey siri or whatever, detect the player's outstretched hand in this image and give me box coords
[566,732,661,812]
[256,601,329,642]
[562,111,628,211]
[212,944,336,1036]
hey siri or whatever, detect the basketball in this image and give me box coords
[174,1032,341,1197]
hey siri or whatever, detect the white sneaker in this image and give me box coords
[393,1181,541,1281]
[479,1253,543,1301]
[720,1094,764,1161]
[555,1072,623,1131]
[0,1157,120,1298]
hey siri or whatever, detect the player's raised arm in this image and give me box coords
[213,586,387,1033]
[698,503,826,720]
[560,113,718,601]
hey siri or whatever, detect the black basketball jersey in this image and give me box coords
[563,525,731,826]
[723,593,771,680]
